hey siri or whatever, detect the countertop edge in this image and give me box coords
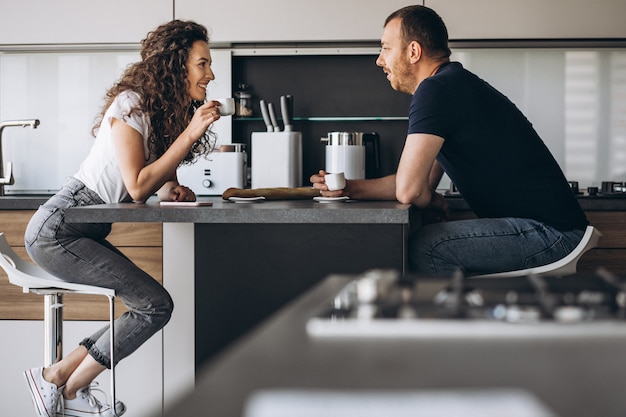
[63,198,418,224]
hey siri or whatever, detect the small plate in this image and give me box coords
[229,196,266,203]
[313,196,350,203]
[160,201,213,207]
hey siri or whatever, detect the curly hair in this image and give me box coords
[92,20,216,164]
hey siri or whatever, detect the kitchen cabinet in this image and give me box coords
[175,0,412,43]
[427,0,626,39]
[0,0,172,44]
[0,210,163,320]
[63,197,417,410]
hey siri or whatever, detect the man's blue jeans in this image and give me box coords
[24,177,173,369]
[409,217,585,277]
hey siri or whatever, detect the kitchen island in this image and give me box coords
[8,192,626,411]
[64,197,418,408]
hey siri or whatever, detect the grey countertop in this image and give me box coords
[0,196,50,210]
[63,197,416,224]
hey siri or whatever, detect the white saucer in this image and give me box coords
[229,196,266,203]
[159,201,213,207]
[313,196,350,203]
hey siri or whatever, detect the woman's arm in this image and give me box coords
[113,101,219,202]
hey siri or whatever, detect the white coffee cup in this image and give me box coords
[216,98,235,116]
[325,172,346,191]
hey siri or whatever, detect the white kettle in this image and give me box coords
[321,131,380,180]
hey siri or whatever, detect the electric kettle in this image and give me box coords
[321,131,380,179]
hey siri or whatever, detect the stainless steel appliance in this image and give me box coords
[307,268,626,338]
[321,132,380,179]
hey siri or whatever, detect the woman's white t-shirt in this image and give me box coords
[74,91,154,203]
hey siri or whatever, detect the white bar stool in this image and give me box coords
[0,232,119,416]
[471,225,602,279]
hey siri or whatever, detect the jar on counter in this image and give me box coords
[234,83,253,117]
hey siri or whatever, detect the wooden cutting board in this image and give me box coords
[222,187,320,200]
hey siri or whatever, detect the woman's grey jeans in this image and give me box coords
[25,177,173,369]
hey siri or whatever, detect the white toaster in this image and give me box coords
[177,146,247,196]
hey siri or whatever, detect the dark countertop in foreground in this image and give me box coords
[162,274,626,417]
[1,193,625,212]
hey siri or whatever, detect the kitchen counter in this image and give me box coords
[161,273,626,417]
[0,196,50,210]
[64,196,418,410]
[2,193,626,211]
[11,192,626,410]
[63,196,415,223]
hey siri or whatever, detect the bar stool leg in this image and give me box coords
[108,294,118,417]
[43,292,63,366]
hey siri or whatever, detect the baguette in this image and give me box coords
[222,187,320,200]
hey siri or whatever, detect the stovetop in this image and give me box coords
[307,269,626,338]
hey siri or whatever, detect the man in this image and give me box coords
[311,5,588,277]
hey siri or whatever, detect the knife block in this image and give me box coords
[251,131,302,188]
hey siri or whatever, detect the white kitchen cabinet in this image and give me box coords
[175,0,413,43]
[426,0,626,39]
[0,0,172,44]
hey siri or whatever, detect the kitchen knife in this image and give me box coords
[268,102,280,132]
[280,95,293,132]
[259,100,273,132]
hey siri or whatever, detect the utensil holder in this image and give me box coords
[251,131,302,188]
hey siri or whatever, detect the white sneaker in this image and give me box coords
[61,383,126,417]
[24,367,62,417]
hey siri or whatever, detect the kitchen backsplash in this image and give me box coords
[0,44,624,193]
[0,50,139,193]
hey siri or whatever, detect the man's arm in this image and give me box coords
[395,133,445,207]
[429,159,445,191]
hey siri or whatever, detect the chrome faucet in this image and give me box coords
[0,119,40,196]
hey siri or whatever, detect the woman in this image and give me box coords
[23,20,221,417]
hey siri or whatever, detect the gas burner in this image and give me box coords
[563,180,626,197]
[307,269,626,338]
[598,181,626,197]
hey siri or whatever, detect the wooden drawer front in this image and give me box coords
[578,249,626,275]
[585,212,626,249]
[0,211,162,248]
[109,223,162,247]
[0,211,36,246]
[0,212,163,321]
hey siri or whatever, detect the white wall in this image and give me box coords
[0,50,140,193]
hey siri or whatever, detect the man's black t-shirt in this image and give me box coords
[408,61,588,231]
